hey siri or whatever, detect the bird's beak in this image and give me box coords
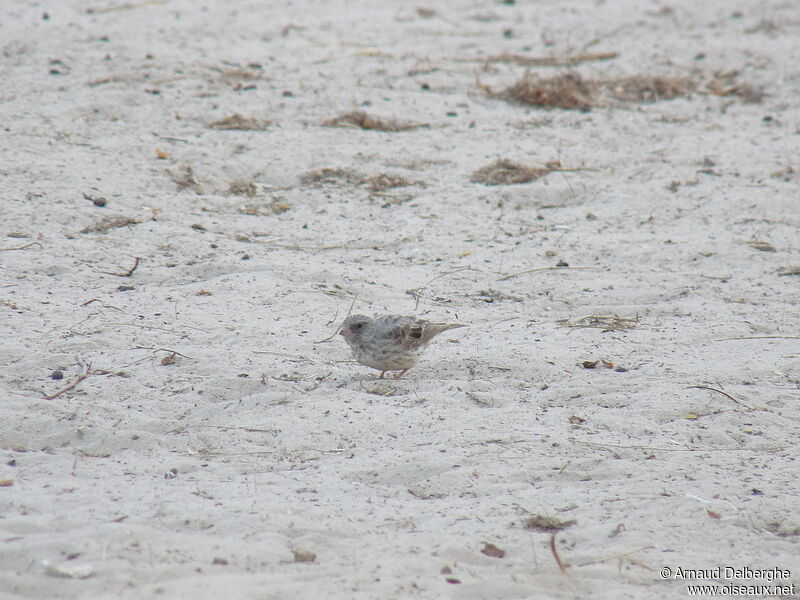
[339,328,350,337]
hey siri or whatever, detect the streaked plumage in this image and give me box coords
[339,314,466,378]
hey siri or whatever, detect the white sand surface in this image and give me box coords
[1,1,799,598]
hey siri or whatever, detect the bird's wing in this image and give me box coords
[376,315,465,349]
[375,316,425,350]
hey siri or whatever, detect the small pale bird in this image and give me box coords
[339,314,466,379]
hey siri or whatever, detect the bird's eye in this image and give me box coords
[352,323,362,330]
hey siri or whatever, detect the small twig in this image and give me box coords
[251,350,318,364]
[687,385,752,410]
[573,439,783,453]
[460,51,618,67]
[575,545,654,568]
[550,534,568,575]
[561,314,640,331]
[498,266,602,281]
[101,257,140,277]
[89,0,167,14]
[407,266,475,311]
[315,295,357,343]
[582,24,627,51]
[0,241,41,251]
[81,298,123,311]
[487,316,520,329]
[369,192,414,198]
[106,321,208,334]
[169,425,279,434]
[271,236,412,252]
[549,167,600,174]
[157,136,189,144]
[43,360,96,400]
[186,450,276,457]
[424,266,473,286]
[715,335,800,341]
[133,346,192,359]
[44,372,92,400]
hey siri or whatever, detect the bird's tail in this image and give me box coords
[423,322,467,343]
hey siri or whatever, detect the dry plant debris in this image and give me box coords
[80,215,141,234]
[227,180,259,197]
[523,515,576,532]
[771,165,797,181]
[497,265,602,281]
[216,66,262,84]
[470,289,523,303]
[208,113,272,130]
[300,167,363,186]
[366,173,417,192]
[687,385,752,410]
[323,110,427,131]
[705,71,764,103]
[487,70,757,109]
[372,193,415,208]
[561,315,640,331]
[0,240,41,251]
[480,542,506,558]
[471,159,551,185]
[490,71,597,110]
[746,240,776,252]
[86,1,166,15]
[550,535,568,574]
[100,257,140,277]
[238,200,291,215]
[777,266,800,276]
[292,550,316,563]
[42,358,106,400]
[301,168,422,194]
[170,165,202,192]
[478,51,618,67]
[604,76,695,103]
[581,359,625,372]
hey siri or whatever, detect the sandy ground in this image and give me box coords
[1,0,799,598]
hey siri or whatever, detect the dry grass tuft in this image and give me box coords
[471,159,551,185]
[227,180,260,197]
[208,113,272,130]
[366,173,418,192]
[169,165,202,193]
[561,315,640,331]
[239,200,291,215]
[771,166,797,181]
[523,515,577,532]
[300,167,363,186]
[777,266,800,276]
[604,76,695,102]
[323,110,426,131]
[80,216,141,234]
[495,71,596,110]
[488,70,759,109]
[301,168,422,192]
[705,71,765,103]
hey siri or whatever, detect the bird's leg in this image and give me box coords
[394,369,408,379]
[379,371,386,379]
